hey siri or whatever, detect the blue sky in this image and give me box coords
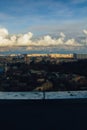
[0,0,87,35]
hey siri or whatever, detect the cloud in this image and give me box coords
[36,35,56,46]
[83,30,87,35]
[65,39,82,46]
[60,32,66,38]
[0,28,33,47]
[0,28,8,37]
[0,27,86,53]
[17,32,33,46]
[10,35,17,42]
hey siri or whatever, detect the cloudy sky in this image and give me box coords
[0,0,87,54]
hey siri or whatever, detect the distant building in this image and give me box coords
[27,54,48,57]
[74,54,87,60]
[49,54,74,59]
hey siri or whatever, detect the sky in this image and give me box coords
[0,0,87,54]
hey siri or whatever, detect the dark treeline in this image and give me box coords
[28,59,87,76]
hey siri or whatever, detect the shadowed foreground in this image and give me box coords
[0,99,87,130]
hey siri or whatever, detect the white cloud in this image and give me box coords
[31,33,66,46]
[17,32,33,46]
[83,29,87,35]
[60,32,66,38]
[36,35,56,46]
[65,39,82,46]
[10,35,17,42]
[0,28,33,47]
[0,28,8,37]
[0,28,86,53]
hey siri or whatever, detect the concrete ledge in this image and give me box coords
[0,91,87,100]
[45,91,87,99]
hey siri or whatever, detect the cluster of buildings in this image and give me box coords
[0,53,87,63]
[26,53,74,58]
[0,53,87,74]
[24,53,87,64]
[73,53,87,59]
[25,53,87,61]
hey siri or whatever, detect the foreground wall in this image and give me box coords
[0,99,87,130]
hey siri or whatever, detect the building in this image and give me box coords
[49,54,74,59]
[27,54,48,57]
[74,54,87,60]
